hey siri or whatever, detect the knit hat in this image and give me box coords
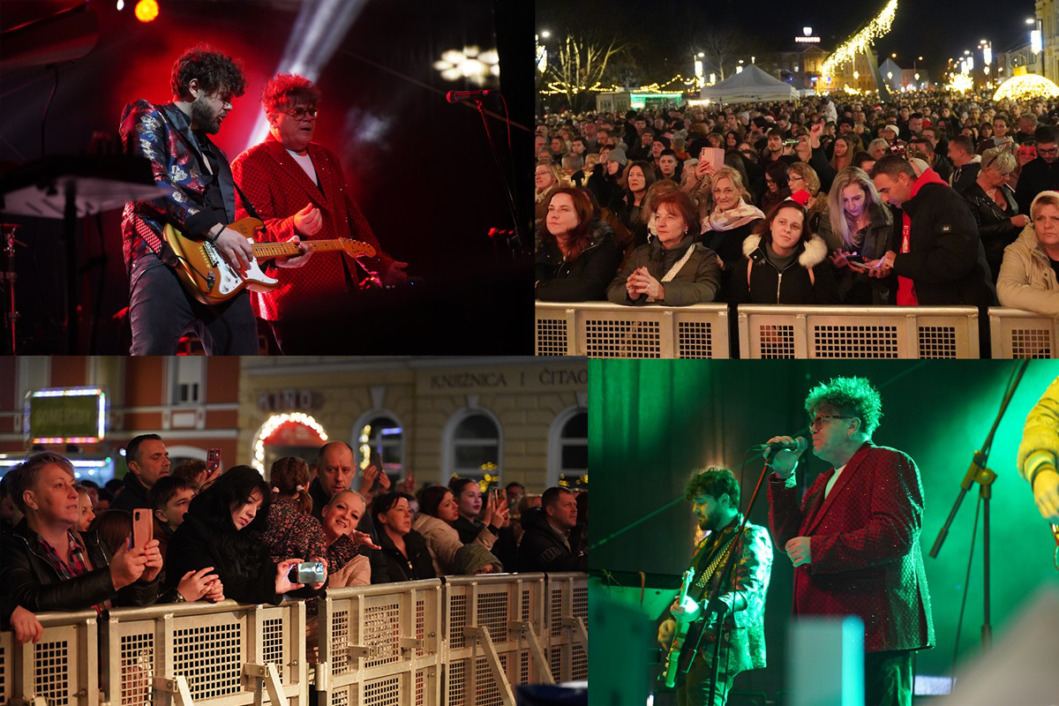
[454,543,503,575]
[606,146,628,166]
[884,124,900,137]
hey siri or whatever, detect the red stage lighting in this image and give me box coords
[134,0,159,23]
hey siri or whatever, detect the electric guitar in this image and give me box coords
[663,568,695,688]
[161,217,376,305]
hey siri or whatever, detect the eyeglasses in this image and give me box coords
[281,106,318,120]
[788,174,804,182]
[809,414,855,430]
[1038,146,1058,155]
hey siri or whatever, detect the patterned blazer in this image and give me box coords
[768,442,935,653]
[118,101,236,271]
[230,134,394,321]
[674,516,772,674]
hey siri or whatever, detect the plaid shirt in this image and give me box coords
[34,529,112,612]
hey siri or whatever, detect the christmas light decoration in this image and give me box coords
[946,74,974,92]
[993,73,1059,101]
[253,412,328,472]
[820,0,899,83]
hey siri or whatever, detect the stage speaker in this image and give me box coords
[789,616,864,706]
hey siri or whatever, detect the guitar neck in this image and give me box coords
[252,240,349,257]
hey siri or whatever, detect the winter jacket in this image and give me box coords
[1,519,159,614]
[997,225,1059,316]
[962,182,1022,283]
[109,471,151,512]
[517,507,586,573]
[732,234,838,304]
[535,227,621,302]
[606,236,722,306]
[1015,157,1059,214]
[369,529,436,584]
[412,512,494,576]
[892,172,996,306]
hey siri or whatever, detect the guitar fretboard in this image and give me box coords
[252,240,351,257]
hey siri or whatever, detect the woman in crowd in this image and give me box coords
[369,492,435,583]
[614,161,658,249]
[963,148,1027,283]
[607,189,722,305]
[829,134,856,173]
[731,200,837,304]
[75,484,96,532]
[759,161,791,214]
[586,147,627,209]
[701,166,766,297]
[534,163,567,227]
[412,485,498,575]
[320,490,375,588]
[535,187,620,301]
[261,457,328,571]
[450,478,516,569]
[786,162,834,249]
[166,466,313,604]
[997,190,1059,316]
[825,167,898,304]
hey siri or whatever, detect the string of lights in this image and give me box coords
[820,0,899,81]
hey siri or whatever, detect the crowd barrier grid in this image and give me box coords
[988,307,1059,358]
[3,573,588,706]
[535,302,731,358]
[3,608,99,706]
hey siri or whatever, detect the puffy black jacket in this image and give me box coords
[893,180,996,306]
[1015,157,1059,214]
[0,519,158,615]
[517,507,586,573]
[732,234,838,304]
[369,529,436,584]
[535,227,621,302]
[962,182,1022,283]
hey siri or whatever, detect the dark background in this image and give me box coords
[589,360,1059,700]
[0,0,534,354]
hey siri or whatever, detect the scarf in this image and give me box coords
[705,201,766,233]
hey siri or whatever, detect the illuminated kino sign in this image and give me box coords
[795,36,821,43]
[26,387,106,443]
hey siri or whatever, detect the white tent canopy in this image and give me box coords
[700,64,799,103]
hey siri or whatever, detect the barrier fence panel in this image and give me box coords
[988,308,1059,358]
[442,573,548,706]
[101,599,307,706]
[737,306,980,359]
[535,302,730,358]
[318,580,443,706]
[4,609,98,706]
[545,573,588,684]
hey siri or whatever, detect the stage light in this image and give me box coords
[134,0,159,23]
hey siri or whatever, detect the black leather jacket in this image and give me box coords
[0,519,158,616]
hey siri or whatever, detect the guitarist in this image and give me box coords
[657,467,773,706]
[119,44,309,355]
[232,74,409,354]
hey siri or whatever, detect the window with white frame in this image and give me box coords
[354,413,405,478]
[444,411,501,484]
[170,357,204,405]
[549,407,587,489]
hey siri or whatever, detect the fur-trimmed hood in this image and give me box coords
[743,232,829,269]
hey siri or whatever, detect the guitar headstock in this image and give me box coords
[341,238,377,259]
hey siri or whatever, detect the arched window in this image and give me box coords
[443,409,502,485]
[352,412,406,478]
[548,407,587,489]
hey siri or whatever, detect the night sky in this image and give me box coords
[537,0,1035,83]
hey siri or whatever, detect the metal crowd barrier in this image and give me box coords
[3,573,588,706]
[535,301,990,358]
[988,307,1059,358]
[535,302,731,358]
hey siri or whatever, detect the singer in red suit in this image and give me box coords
[231,73,407,353]
[765,376,934,706]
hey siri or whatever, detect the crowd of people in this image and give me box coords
[0,437,587,647]
[535,92,1059,316]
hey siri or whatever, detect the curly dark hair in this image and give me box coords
[171,44,247,101]
[683,466,740,506]
[804,376,883,436]
[261,73,321,114]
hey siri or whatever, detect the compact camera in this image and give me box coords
[289,561,326,584]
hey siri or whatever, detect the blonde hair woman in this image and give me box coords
[825,167,898,304]
[997,190,1059,316]
[700,166,765,298]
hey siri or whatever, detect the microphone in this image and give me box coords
[760,437,809,457]
[446,89,496,103]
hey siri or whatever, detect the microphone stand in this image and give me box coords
[928,359,1029,649]
[589,495,686,552]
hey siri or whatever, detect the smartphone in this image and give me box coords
[699,146,725,171]
[845,255,865,265]
[289,561,326,584]
[132,508,153,551]
[205,448,222,482]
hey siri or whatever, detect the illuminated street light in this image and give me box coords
[541,29,551,38]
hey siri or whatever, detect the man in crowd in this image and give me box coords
[1016,126,1059,214]
[518,487,585,572]
[907,136,951,182]
[231,73,408,354]
[766,376,934,706]
[657,467,772,706]
[658,149,681,182]
[111,434,171,512]
[762,129,796,171]
[946,135,981,193]
[119,45,307,354]
[869,155,994,306]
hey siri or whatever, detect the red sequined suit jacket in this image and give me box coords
[768,442,935,653]
[231,134,394,321]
